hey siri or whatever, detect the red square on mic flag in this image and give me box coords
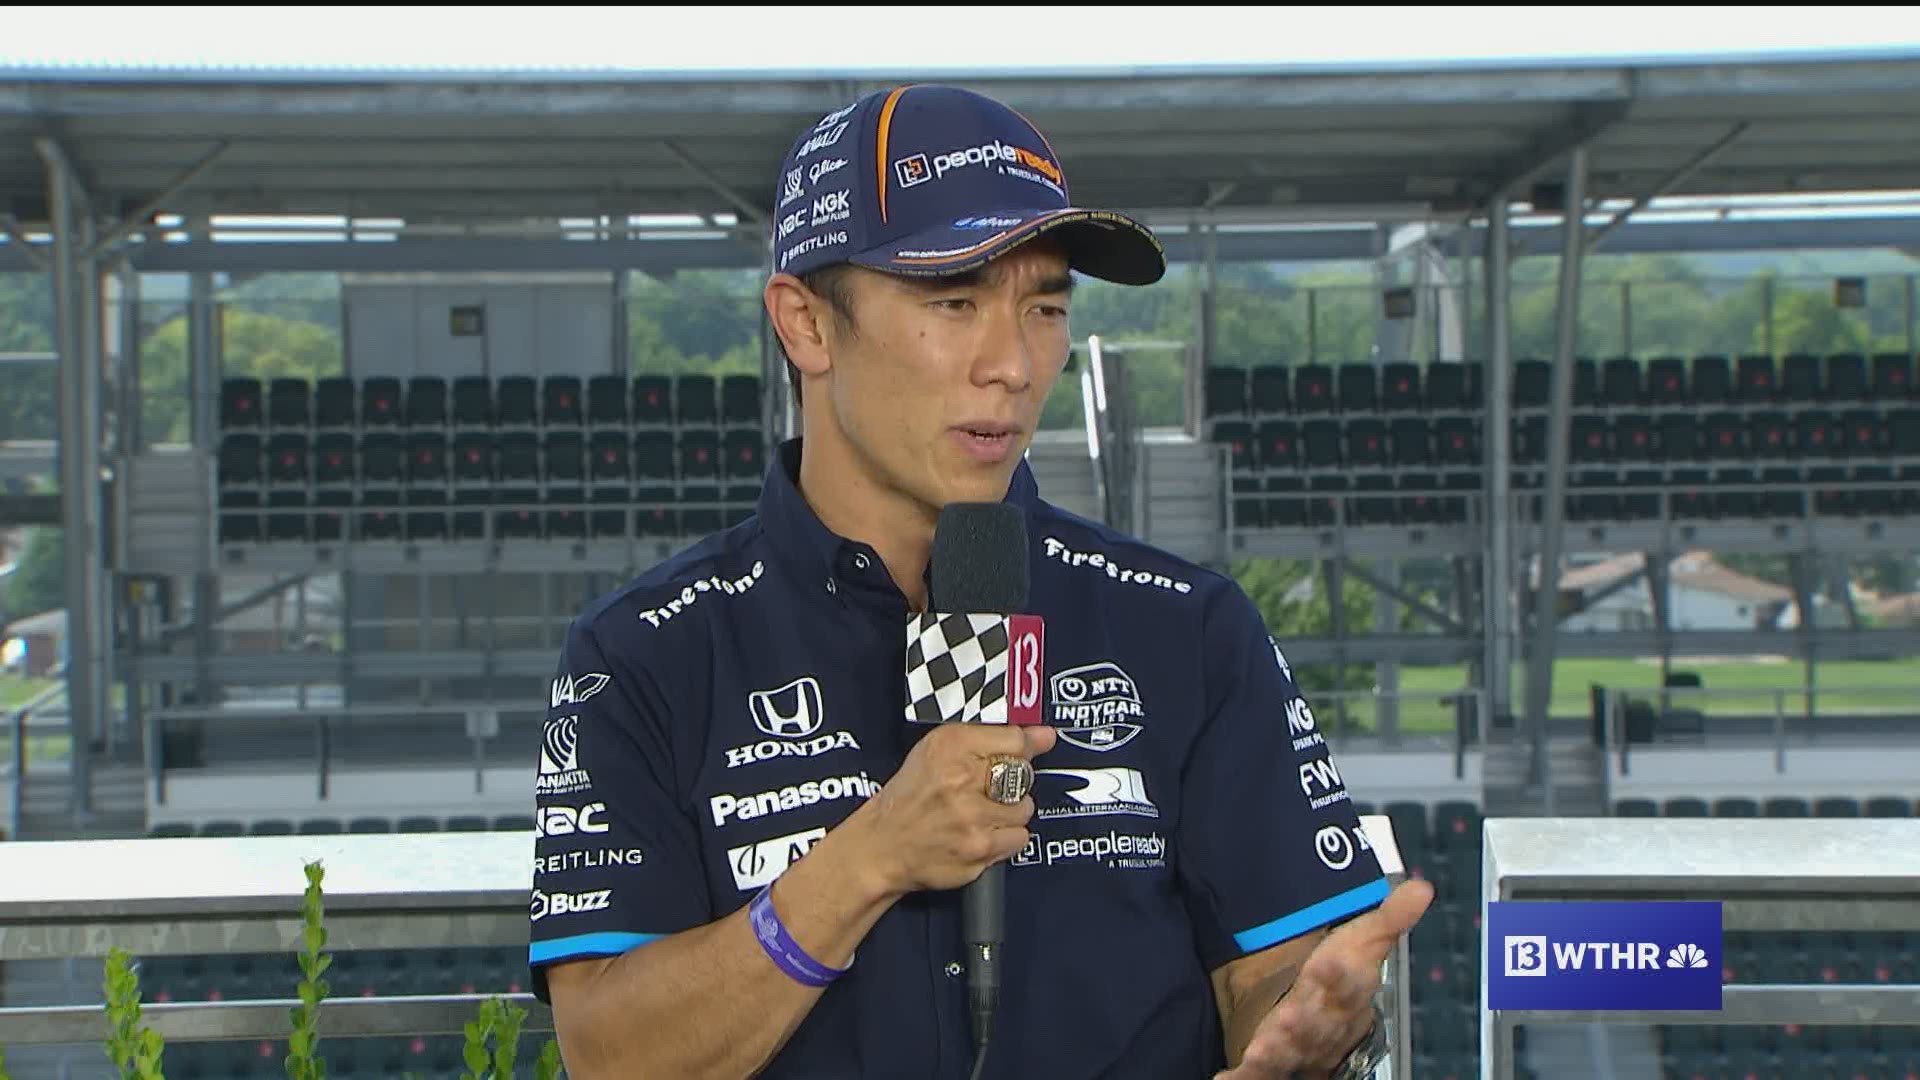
[1006,614,1044,725]
[904,612,1047,725]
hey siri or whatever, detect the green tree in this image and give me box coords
[0,272,57,443]
[2,525,65,618]
[137,309,342,444]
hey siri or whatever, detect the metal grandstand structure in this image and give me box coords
[2,45,1920,1080]
[3,51,1920,830]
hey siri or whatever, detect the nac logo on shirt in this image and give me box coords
[536,802,608,838]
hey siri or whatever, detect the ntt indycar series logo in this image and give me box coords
[1487,901,1723,1011]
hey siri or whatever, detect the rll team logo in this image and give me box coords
[750,677,825,739]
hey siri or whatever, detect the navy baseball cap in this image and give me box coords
[770,84,1166,286]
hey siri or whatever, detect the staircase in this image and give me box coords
[1481,733,1609,819]
[11,759,149,840]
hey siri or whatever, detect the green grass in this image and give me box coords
[0,675,58,711]
[1309,657,1920,738]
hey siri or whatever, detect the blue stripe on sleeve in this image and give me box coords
[1232,877,1392,953]
[529,931,663,966]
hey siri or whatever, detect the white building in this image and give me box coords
[1558,551,1794,634]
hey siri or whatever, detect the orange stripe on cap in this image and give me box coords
[875,86,914,225]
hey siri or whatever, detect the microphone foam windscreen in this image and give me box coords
[929,502,1029,613]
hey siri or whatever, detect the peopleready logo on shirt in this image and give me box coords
[1487,901,1723,1011]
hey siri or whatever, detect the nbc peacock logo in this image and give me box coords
[1666,943,1711,969]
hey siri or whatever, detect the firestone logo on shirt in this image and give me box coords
[637,561,765,628]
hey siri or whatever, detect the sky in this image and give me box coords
[6,6,1920,74]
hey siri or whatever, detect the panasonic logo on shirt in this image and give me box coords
[709,772,881,826]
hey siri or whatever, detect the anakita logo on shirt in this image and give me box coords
[537,715,593,796]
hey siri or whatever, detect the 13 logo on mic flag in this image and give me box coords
[905,612,1044,725]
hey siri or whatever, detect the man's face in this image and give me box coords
[812,239,1074,516]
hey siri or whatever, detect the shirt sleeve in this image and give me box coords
[529,616,712,1003]
[1175,584,1390,974]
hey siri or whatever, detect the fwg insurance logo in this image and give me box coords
[1487,901,1723,1011]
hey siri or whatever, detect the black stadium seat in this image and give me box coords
[588,375,630,426]
[221,378,263,428]
[1646,356,1687,405]
[1782,353,1821,401]
[362,377,402,428]
[314,377,355,428]
[1249,366,1290,417]
[1735,354,1775,402]
[1336,364,1377,413]
[495,376,537,427]
[1872,352,1913,398]
[633,375,673,426]
[1294,365,1334,413]
[451,376,493,427]
[677,375,718,427]
[1826,353,1867,401]
[1600,356,1640,406]
[1205,367,1249,419]
[721,375,762,426]
[407,376,448,428]
[1423,364,1472,412]
[268,379,310,428]
[1513,360,1550,408]
[1690,354,1732,404]
[542,376,583,427]
[1380,362,1420,411]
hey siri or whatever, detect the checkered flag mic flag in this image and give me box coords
[904,612,1045,725]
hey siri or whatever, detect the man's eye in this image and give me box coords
[1037,305,1069,319]
[933,299,972,312]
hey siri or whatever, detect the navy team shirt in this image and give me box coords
[529,438,1389,1078]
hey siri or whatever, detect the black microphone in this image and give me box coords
[921,502,1036,1064]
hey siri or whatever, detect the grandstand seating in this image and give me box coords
[1607,795,1920,1080]
[1202,353,1920,530]
[217,373,770,545]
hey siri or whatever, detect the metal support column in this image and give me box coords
[1647,552,1674,711]
[1522,147,1590,796]
[1323,561,1351,737]
[1483,198,1516,736]
[187,212,218,710]
[39,137,105,822]
[1374,559,1400,744]
[1789,554,1819,727]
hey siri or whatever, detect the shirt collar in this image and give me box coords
[757,437,1040,594]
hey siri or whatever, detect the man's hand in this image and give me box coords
[1214,879,1433,1080]
[839,722,1056,897]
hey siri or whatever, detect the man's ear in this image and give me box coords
[765,274,833,381]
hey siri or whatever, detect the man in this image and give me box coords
[529,83,1432,1079]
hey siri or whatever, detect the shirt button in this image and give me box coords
[853,553,871,571]
[945,962,963,978]
[826,578,837,596]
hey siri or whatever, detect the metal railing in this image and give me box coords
[1480,817,1920,1080]
[140,700,544,804]
[0,818,1416,1079]
[5,681,69,839]
[1607,684,1920,776]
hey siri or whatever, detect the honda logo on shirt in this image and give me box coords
[749,677,825,740]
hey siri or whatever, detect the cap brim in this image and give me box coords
[850,207,1166,286]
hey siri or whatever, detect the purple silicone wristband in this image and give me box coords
[749,884,849,988]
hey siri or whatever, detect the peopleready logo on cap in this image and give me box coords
[1486,901,1724,1011]
[768,84,1166,288]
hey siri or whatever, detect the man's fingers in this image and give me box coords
[1342,878,1436,952]
[1022,723,1058,757]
